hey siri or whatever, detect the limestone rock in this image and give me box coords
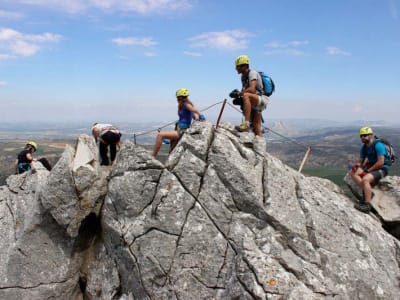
[0,165,84,299]
[345,173,400,223]
[101,122,400,299]
[1,122,400,300]
[41,134,109,237]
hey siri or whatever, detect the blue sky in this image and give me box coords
[0,0,399,124]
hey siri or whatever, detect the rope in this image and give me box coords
[131,99,309,152]
[226,101,309,150]
[226,102,243,114]
[263,126,309,150]
[134,120,176,137]
[132,100,225,139]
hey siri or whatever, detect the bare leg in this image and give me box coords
[242,93,260,122]
[361,174,375,203]
[152,131,180,157]
[252,112,262,136]
[349,167,365,187]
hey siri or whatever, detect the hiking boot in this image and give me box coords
[354,202,372,214]
[235,122,250,132]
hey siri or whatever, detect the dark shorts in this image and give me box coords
[176,125,188,138]
[101,131,121,145]
[371,169,388,185]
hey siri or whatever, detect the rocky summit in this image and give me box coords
[1,121,400,300]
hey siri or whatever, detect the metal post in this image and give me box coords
[216,99,227,129]
[298,146,311,173]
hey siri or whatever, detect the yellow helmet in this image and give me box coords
[359,127,373,136]
[176,88,189,98]
[26,141,37,151]
[235,54,250,66]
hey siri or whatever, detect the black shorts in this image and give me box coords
[371,169,388,185]
[101,131,121,145]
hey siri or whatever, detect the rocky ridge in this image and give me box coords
[0,121,400,299]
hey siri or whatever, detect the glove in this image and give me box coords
[199,114,206,121]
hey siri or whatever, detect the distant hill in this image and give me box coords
[1,121,399,185]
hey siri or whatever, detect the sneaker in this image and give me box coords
[354,202,372,214]
[235,122,250,132]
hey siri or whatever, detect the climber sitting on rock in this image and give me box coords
[152,88,205,157]
[349,127,390,213]
[15,141,52,174]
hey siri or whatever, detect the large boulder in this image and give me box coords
[344,173,400,223]
[0,162,84,299]
[1,122,400,299]
[102,121,400,299]
[41,134,109,237]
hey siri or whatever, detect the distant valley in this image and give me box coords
[1,120,399,186]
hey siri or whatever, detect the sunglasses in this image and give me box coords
[360,134,370,138]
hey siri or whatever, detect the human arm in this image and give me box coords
[365,142,386,172]
[240,79,257,95]
[351,158,364,172]
[367,155,385,172]
[185,103,205,120]
[92,128,99,143]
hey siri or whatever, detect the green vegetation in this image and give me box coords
[303,166,348,187]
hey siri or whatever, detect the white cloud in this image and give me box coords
[265,40,309,49]
[188,30,252,51]
[0,81,7,87]
[184,51,202,57]
[0,28,22,41]
[12,0,192,14]
[112,36,158,47]
[265,49,305,56]
[0,54,15,60]
[25,32,63,42]
[0,9,24,20]
[0,27,62,59]
[144,51,157,57]
[264,40,308,56]
[326,46,351,56]
[389,0,398,19]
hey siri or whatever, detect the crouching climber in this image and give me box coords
[15,141,52,174]
[91,123,122,166]
[349,127,390,213]
[152,88,205,157]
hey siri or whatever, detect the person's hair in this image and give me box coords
[25,144,34,152]
[178,97,194,112]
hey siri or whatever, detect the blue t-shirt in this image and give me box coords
[360,140,390,171]
[178,102,193,129]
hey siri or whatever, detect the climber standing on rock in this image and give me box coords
[91,123,122,166]
[233,54,269,136]
[15,141,52,174]
[349,127,390,213]
[152,88,205,157]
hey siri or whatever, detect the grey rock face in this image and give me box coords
[102,121,400,299]
[41,134,109,237]
[1,123,400,299]
[0,163,84,300]
[345,173,400,223]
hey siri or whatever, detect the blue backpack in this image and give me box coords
[259,71,275,97]
[362,136,396,166]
